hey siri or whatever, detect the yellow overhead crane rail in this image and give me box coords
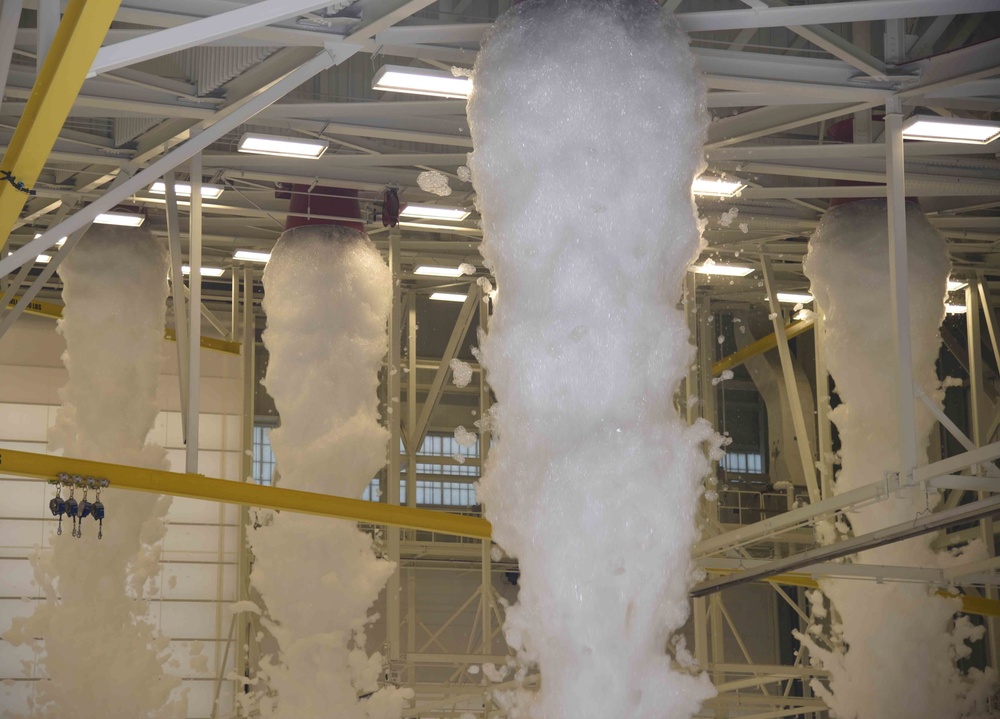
[0,448,493,540]
[712,318,815,377]
[0,0,123,242]
[8,296,241,355]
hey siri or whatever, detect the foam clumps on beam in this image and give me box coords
[4,226,185,717]
[468,1,719,717]
[801,199,996,718]
[242,224,411,719]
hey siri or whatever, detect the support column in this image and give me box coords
[163,171,190,440]
[884,101,918,480]
[967,281,999,668]
[236,265,255,703]
[405,294,417,683]
[386,229,402,664]
[479,290,492,655]
[185,150,203,473]
[814,308,834,499]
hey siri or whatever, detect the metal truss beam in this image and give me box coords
[678,0,995,33]
[0,0,122,245]
[0,447,492,539]
[89,0,353,76]
[692,493,1000,597]
[0,48,344,280]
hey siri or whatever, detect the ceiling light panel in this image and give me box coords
[690,262,753,277]
[94,212,144,227]
[372,64,472,99]
[430,292,468,302]
[901,115,1000,145]
[149,181,225,199]
[238,132,328,159]
[693,177,746,197]
[233,250,271,263]
[400,205,471,221]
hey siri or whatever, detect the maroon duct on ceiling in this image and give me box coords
[278,184,366,232]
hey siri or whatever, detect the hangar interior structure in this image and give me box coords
[0,0,1000,717]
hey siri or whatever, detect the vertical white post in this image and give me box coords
[761,257,821,504]
[479,291,492,655]
[236,265,255,699]
[386,229,402,663]
[814,307,834,499]
[164,171,190,441]
[35,0,57,74]
[686,273,699,426]
[186,151,203,473]
[406,294,417,682]
[966,281,999,668]
[884,102,918,480]
[230,262,239,340]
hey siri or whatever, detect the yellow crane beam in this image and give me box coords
[712,318,815,377]
[0,0,123,243]
[0,448,492,540]
[8,296,240,354]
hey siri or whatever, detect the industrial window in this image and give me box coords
[721,451,763,474]
[253,425,276,486]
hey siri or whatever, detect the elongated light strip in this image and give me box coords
[776,292,813,304]
[902,115,1000,145]
[693,177,746,197]
[182,265,226,277]
[946,304,968,314]
[94,212,144,227]
[947,279,968,292]
[238,132,328,159]
[430,292,468,302]
[149,181,225,199]
[400,204,471,221]
[399,221,480,233]
[372,64,471,99]
[415,266,464,277]
[690,262,753,277]
[233,250,271,263]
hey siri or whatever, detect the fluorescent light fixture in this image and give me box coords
[430,292,468,302]
[36,254,51,264]
[902,115,1000,145]
[399,221,480,233]
[237,132,327,159]
[693,176,747,198]
[400,204,471,221]
[149,181,225,199]
[233,250,271,263]
[415,265,464,278]
[35,233,67,246]
[182,265,226,278]
[777,292,814,304]
[94,212,144,227]
[372,64,471,99]
[690,262,753,277]
[946,303,968,314]
[947,279,968,292]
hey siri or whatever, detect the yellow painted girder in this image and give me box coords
[8,297,240,355]
[0,0,123,242]
[0,448,492,540]
[712,318,815,377]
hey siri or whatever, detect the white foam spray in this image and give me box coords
[243,224,411,719]
[467,1,717,716]
[801,200,995,717]
[4,226,185,718]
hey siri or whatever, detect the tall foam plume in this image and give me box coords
[801,199,995,718]
[244,224,412,718]
[467,1,718,717]
[4,226,185,718]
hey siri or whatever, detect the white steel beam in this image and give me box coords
[0,0,23,117]
[346,0,440,42]
[692,493,1000,597]
[185,150,203,473]
[88,0,354,76]
[35,0,58,73]
[387,228,402,662]
[677,0,996,33]
[761,257,820,504]
[885,104,919,479]
[164,171,190,441]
